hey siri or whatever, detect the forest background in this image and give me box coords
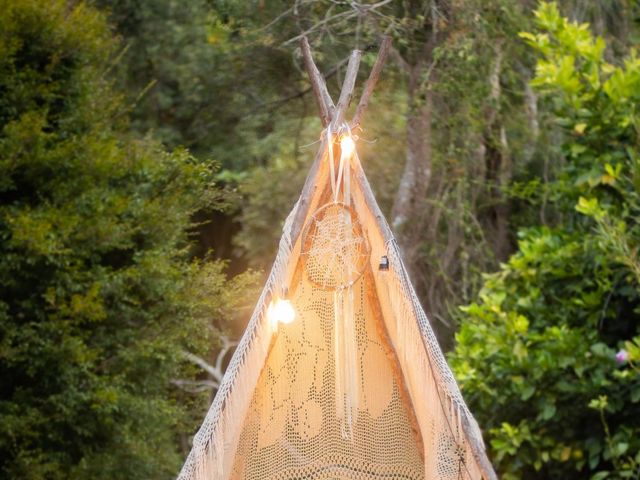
[1,0,639,479]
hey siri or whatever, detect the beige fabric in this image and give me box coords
[231,274,424,480]
[177,139,497,480]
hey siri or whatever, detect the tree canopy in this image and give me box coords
[0,1,251,477]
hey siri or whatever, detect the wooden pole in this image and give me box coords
[300,37,335,126]
[351,35,392,130]
[331,49,362,130]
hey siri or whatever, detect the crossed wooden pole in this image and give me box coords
[288,36,392,243]
[300,36,392,131]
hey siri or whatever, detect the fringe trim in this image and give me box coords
[177,204,297,480]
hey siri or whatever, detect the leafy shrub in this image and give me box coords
[451,3,640,479]
[0,1,251,478]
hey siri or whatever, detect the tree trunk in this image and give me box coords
[482,45,512,262]
[483,125,511,261]
[391,65,433,272]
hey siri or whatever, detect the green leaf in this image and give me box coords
[521,384,536,401]
[614,442,629,457]
[541,402,557,420]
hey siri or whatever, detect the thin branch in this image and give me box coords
[171,379,219,393]
[261,56,349,114]
[282,0,394,47]
[366,9,410,72]
[300,37,335,126]
[183,351,219,379]
[214,338,238,377]
[350,35,392,129]
[331,49,362,129]
[257,6,294,32]
[283,9,356,47]
[181,335,238,385]
[387,44,410,73]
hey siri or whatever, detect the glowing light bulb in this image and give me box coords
[267,297,295,328]
[340,135,356,157]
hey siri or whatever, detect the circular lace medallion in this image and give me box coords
[301,203,370,290]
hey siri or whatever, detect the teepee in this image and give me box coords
[179,37,497,480]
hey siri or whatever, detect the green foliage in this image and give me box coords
[96,0,302,169]
[0,1,251,478]
[452,3,640,479]
[96,0,222,154]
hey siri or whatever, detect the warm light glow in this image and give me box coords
[267,297,296,327]
[340,135,356,157]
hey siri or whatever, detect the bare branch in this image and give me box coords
[258,56,349,115]
[283,9,356,47]
[181,335,238,386]
[300,37,335,126]
[282,0,394,47]
[257,6,293,32]
[214,337,238,377]
[171,379,219,393]
[350,35,392,129]
[183,351,219,379]
[331,49,362,129]
[389,45,410,73]
[365,9,410,72]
